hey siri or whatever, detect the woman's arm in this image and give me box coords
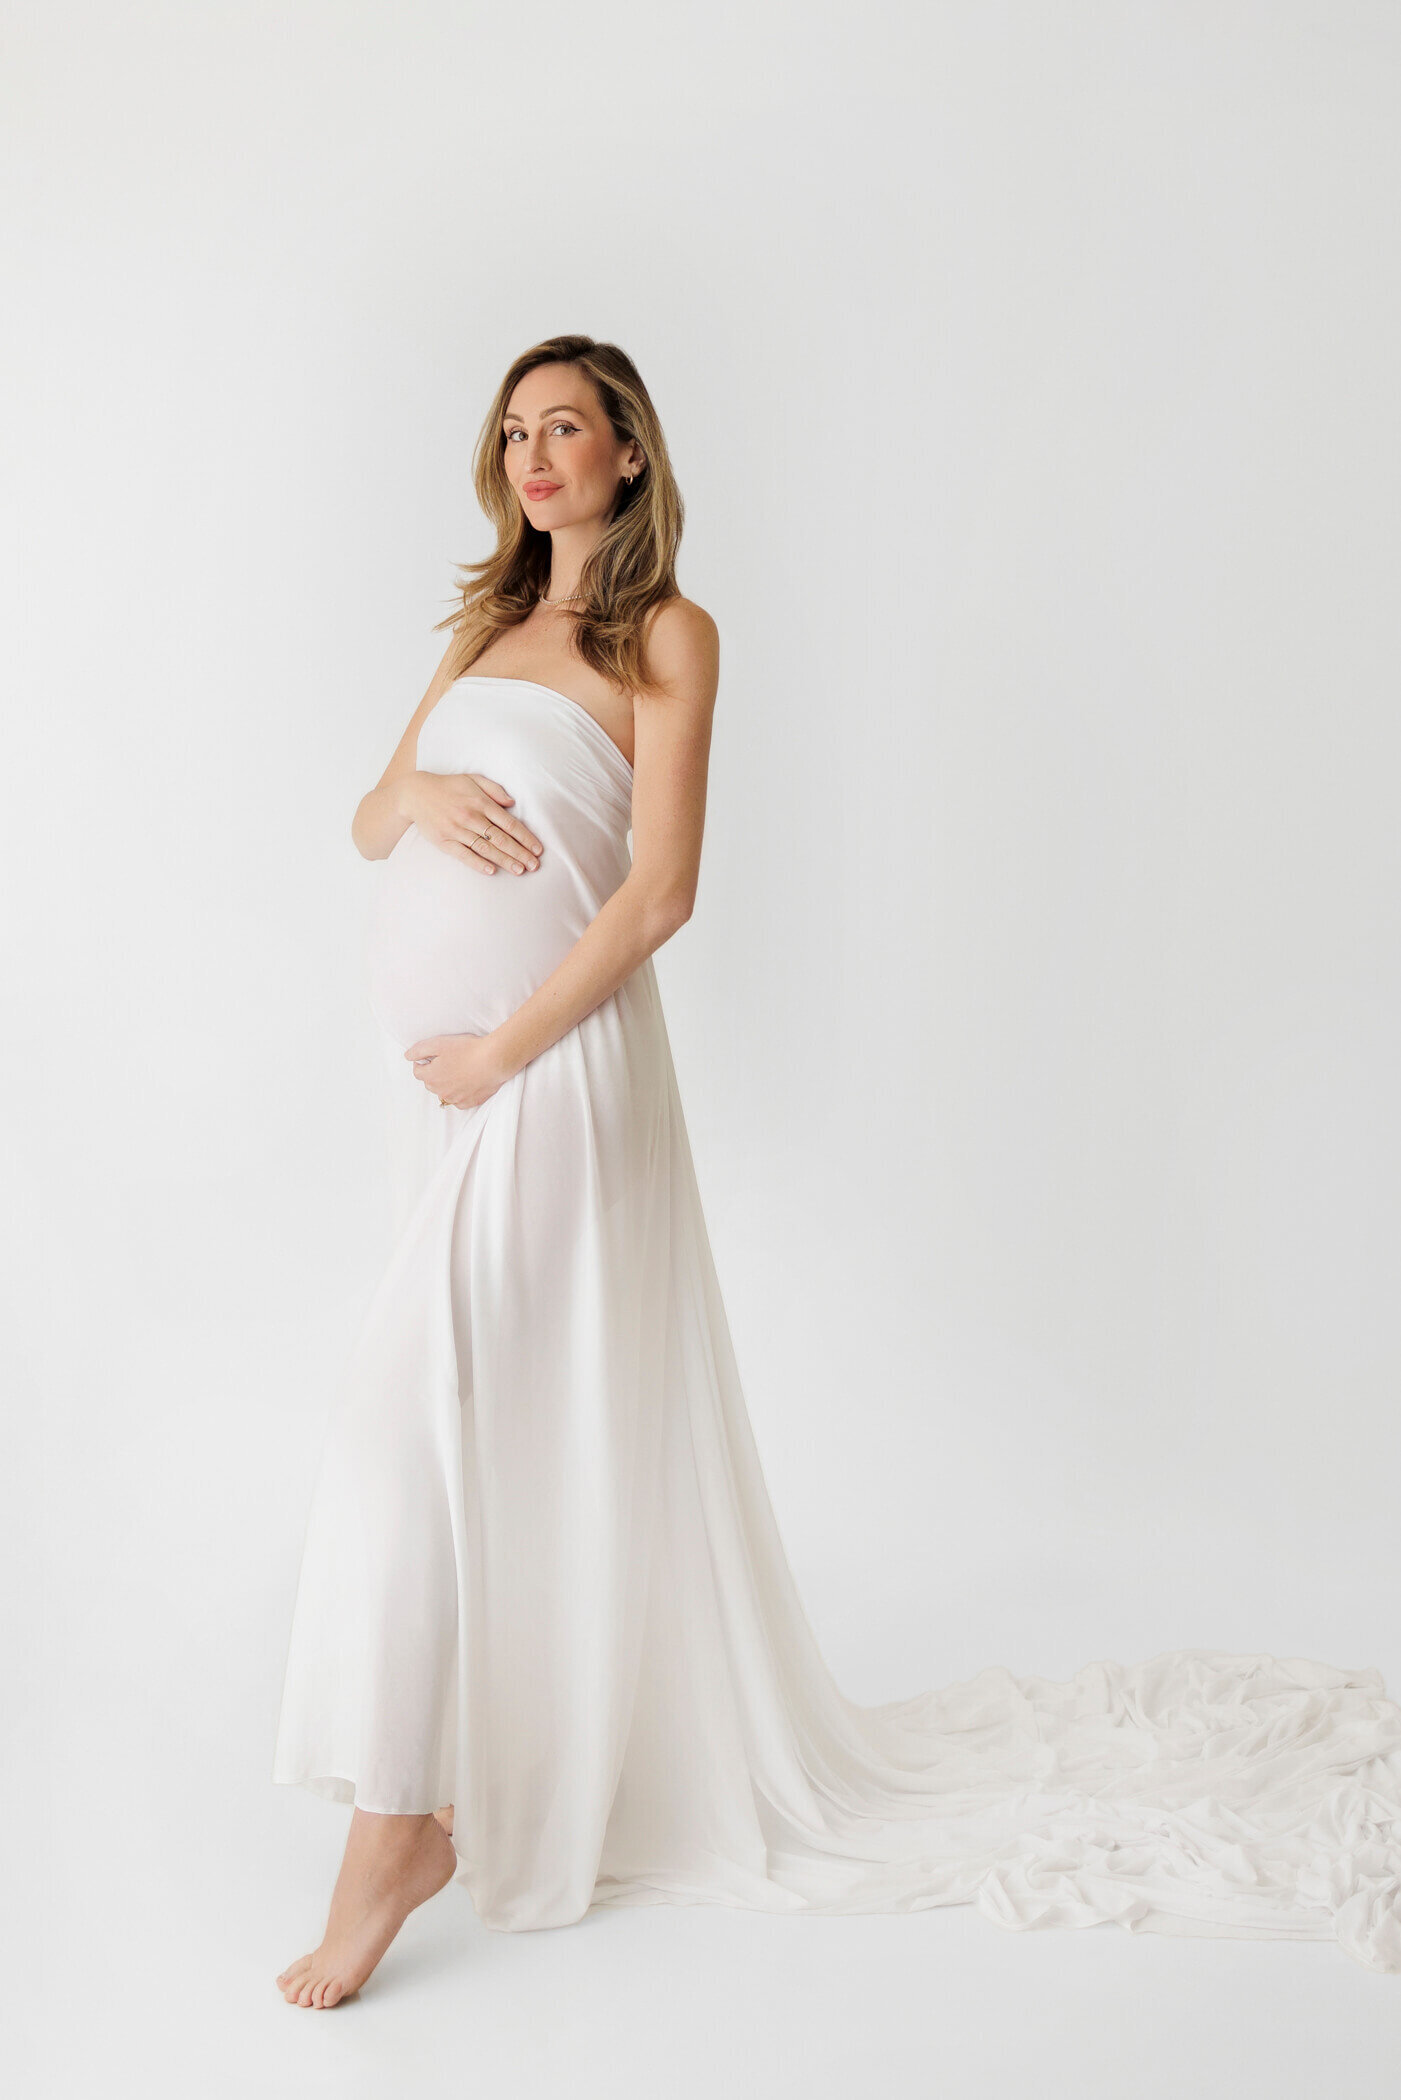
[351,642,544,875]
[351,641,459,859]
[407,600,720,1107]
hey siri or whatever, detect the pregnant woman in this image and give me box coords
[274,335,1401,2008]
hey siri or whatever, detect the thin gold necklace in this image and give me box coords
[539,591,584,606]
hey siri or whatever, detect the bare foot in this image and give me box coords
[276,1808,457,2009]
[433,1803,454,1838]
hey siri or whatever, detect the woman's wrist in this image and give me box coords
[391,771,422,822]
[484,1024,525,1087]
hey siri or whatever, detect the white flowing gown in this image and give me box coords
[273,674,1401,1971]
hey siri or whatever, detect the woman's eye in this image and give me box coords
[504,423,577,441]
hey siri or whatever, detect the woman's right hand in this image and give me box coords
[398,770,543,876]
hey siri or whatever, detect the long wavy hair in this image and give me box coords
[433,334,684,697]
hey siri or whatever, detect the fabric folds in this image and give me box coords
[273,675,1401,1973]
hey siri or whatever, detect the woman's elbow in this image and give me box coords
[640,885,695,945]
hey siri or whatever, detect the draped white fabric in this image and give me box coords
[273,675,1401,1972]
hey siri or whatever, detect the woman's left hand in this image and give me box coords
[404,1032,511,1111]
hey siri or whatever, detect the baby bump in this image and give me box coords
[366,825,588,1049]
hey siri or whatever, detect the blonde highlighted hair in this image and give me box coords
[434,334,684,697]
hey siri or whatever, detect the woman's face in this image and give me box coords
[501,362,641,528]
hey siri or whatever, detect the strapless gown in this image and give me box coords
[273,674,1401,1971]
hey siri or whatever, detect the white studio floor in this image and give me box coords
[16,1580,1401,2100]
[18,1757,1401,2100]
[15,1298,1401,2099]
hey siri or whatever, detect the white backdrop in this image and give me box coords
[6,2,1400,2092]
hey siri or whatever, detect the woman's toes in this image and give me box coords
[298,1979,316,2007]
[323,1978,345,2008]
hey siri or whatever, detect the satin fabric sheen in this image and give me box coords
[273,675,1401,1971]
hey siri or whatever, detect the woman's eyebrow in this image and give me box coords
[503,403,589,422]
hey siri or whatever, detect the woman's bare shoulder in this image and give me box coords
[640,594,720,704]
